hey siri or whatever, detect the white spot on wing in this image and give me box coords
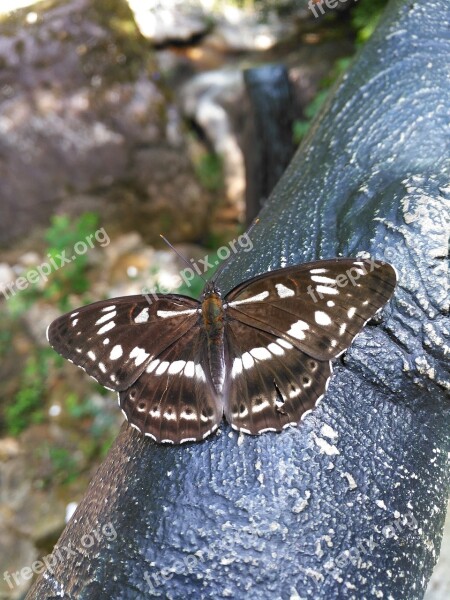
[275,283,295,298]
[195,364,206,382]
[95,311,116,326]
[315,311,332,326]
[310,268,327,274]
[101,306,116,313]
[110,345,123,360]
[103,338,110,345]
[268,342,284,356]
[180,410,197,421]
[168,360,186,374]
[231,358,243,377]
[146,359,160,373]
[277,338,293,349]
[252,399,270,413]
[250,347,272,361]
[242,352,255,370]
[71,319,79,326]
[98,321,115,335]
[157,309,197,318]
[134,308,150,323]
[316,285,339,296]
[130,346,150,366]
[155,361,169,375]
[88,350,96,361]
[229,291,270,307]
[287,320,309,340]
[311,275,336,284]
[184,361,195,378]
[348,307,357,318]
[163,411,176,421]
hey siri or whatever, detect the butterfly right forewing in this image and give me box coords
[225,259,397,361]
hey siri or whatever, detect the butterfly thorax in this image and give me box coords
[201,289,226,395]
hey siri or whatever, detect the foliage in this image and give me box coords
[351,0,389,43]
[291,0,389,145]
[47,446,80,485]
[43,212,99,310]
[64,392,96,420]
[8,212,99,317]
[4,351,49,435]
[194,152,224,192]
[292,57,352,145]
[2,212,111,440]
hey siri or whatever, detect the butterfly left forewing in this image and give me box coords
[223,320,331,434]
[225,258,396,361]
[47,294,200,390]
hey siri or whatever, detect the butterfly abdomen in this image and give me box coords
[202,292,226,395]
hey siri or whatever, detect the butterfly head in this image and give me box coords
[201,280,222,300]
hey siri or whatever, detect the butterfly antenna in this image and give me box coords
[211,218,260,285]
[159,234,208,283]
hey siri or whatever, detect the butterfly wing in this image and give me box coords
[223,320,331,434]
[221,258,396,434]
[225,258,397,361]
[47,294,201,391]
[48,294,222,443]
[119,326,222,443]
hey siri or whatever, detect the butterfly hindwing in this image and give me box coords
[223,320,332,434]
[120,326,222,444]
[47,294,200,391]
[225,258,397,361]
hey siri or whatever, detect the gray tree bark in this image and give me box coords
[27,0,450,598]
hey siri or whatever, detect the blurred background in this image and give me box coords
[0,1,447,598]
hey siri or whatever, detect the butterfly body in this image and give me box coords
[47,257,396,444]
[201,284,226,394]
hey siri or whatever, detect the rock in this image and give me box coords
[0,0,210,247]
[204,5,297,52]
[180,69,246,212]
[22,303,61,347]
[127,0,210,44]
[0,263,15,290]
[0,427,66,600]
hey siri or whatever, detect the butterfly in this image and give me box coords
[47,255,396,444]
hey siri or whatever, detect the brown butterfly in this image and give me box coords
[48,256,396,444]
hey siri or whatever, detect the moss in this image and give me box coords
[82,0,157,84]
